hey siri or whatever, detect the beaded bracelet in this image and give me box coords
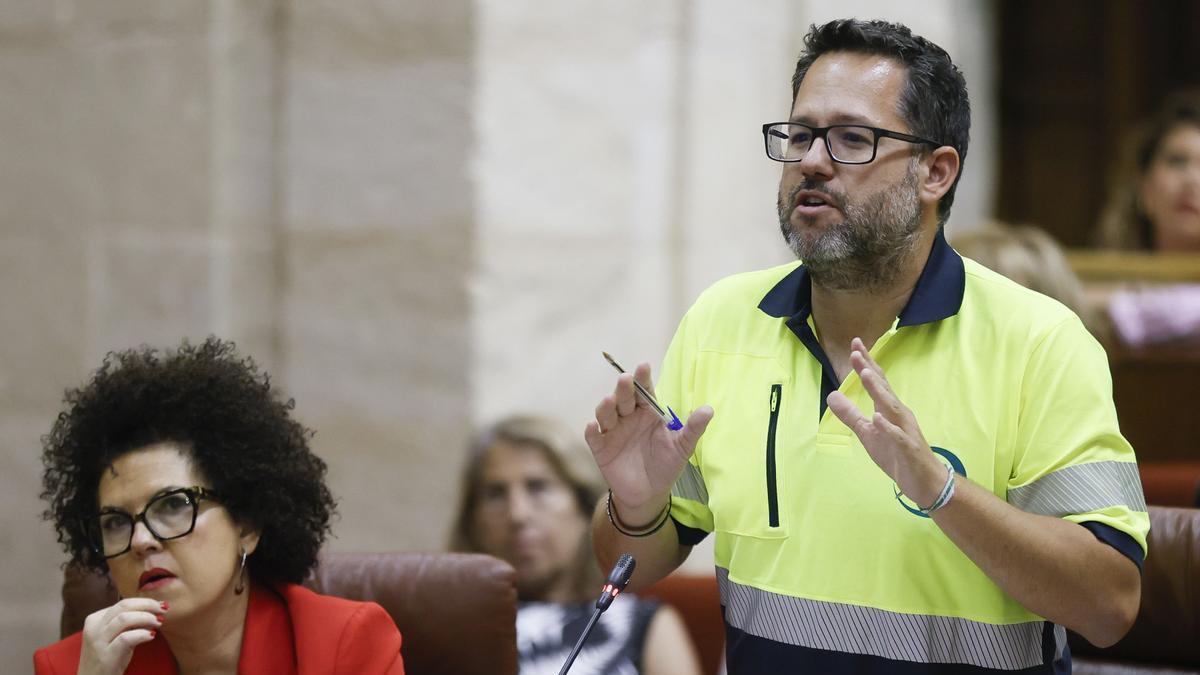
[606,490,672,537]
[920,463,957,515]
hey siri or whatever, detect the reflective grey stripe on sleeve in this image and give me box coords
[1054,624,1067,660]
[671,461,709,505]
[716,568,1054,670]
[1007,461,1146,516]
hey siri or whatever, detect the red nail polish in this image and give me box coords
[150,630,156,638]
[161,601,169,611]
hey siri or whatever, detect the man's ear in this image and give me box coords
[920,146,960,206]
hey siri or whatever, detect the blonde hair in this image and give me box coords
[448,415,604,602]
[951,222,1092,326]
[1096,89,1200,250]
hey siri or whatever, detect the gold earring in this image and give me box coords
[234,547,248,595]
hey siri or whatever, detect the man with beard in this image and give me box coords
[585,18,1148,675]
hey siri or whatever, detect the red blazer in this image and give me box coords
[34,583,405,675]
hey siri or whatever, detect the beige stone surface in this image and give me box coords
[475,1,681,241]
[277,0,476,557]
[50,0,209,33]
[84,233,218,361]
[309,413,469,553]
[0,234,89,410]
[472,234,675,426]
[282,0,474,236]
[282,231,471,420]
[222,239,279,370]
[0,0,57,33]
[0,35,214,236]
[283,60,473,234]
[280,229,472,551]
[288,0,471,63]
[472,0,683,441]
[0,411,76,659]
[209,0,279,239]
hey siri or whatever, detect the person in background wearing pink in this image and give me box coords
[1095,90,1200,347]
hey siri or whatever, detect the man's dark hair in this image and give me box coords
[40,337,336,585]
[791,19,971,226]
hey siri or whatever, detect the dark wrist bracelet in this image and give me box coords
[606,490,671,538]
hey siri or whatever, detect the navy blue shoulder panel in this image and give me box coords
[671,515,710,547]
[1081,521,1145,572]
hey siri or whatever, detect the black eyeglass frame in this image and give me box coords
[88,486,221,559]
[761,122,942,165]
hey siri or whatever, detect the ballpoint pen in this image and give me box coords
[602,352,684,431]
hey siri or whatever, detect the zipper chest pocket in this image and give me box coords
[766,384,782,528]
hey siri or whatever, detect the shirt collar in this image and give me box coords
[758,227,965,327]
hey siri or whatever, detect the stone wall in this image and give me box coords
[277,0,475,555]
[0,0,991,667]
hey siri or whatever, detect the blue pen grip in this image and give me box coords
[666,406,684,431]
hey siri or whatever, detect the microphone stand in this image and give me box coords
[557,608,604,675]
[557,553,636,675]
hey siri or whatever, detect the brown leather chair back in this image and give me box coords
[60,552,519,675]
[1070,506,1200,673]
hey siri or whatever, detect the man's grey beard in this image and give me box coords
[778,165,923,292]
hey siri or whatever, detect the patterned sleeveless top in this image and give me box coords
[516,596,661,675]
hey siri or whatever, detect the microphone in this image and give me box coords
[595,553,636,611]
[557,554,637,675]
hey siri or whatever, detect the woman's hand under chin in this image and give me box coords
[77,597,167,675]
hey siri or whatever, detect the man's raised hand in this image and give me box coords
[826,337,945,508]
[584,362,712,524]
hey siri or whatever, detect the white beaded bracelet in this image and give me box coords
[919,463,957,515]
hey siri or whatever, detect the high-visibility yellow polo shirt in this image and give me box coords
[660,230,1148,673]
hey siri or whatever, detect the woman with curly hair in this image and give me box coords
[34,338,404,675]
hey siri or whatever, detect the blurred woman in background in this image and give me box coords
[951,221,1106,340]
[951,221,1087,311]
[1096,89,1200,252]
[1093,90,1200,347]
[35,338,404,675]
[451,415,701,675]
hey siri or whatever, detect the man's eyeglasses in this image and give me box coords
[88,486,221,558]
[762,122,941,165]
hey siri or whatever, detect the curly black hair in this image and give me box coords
[40,337,336,585]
